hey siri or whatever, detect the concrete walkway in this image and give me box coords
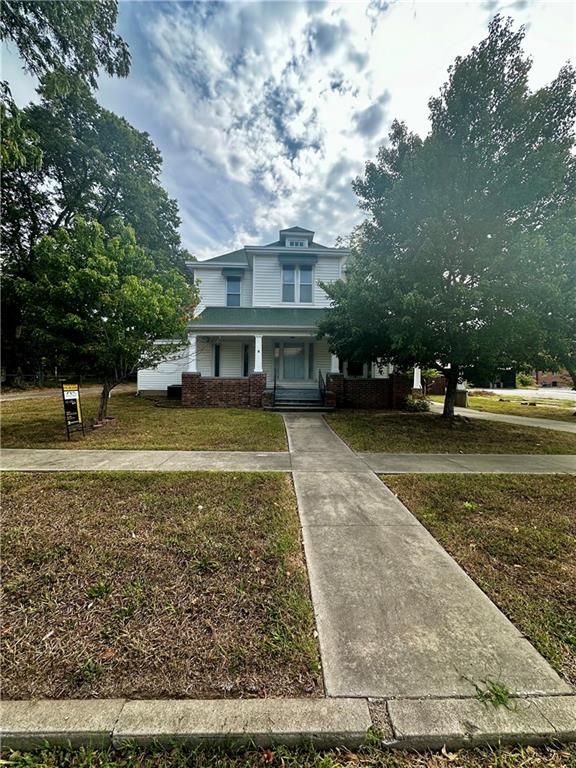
[360,452,576,474]
[429,401,576,434]
[285,413,572,699]
[0,448,292,472]
[2,448,574,474]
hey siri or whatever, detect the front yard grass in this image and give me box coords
[430,394,576,423]
[325,411,576,454]
[0,392,287,451]
[1,471,320,699]
[5,742,575,768]
[382,474,576,687]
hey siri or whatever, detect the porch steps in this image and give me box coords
[265,388,335,412]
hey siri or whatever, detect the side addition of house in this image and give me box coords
[137,226,403,408]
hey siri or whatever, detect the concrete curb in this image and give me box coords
[0,698,371,751]
[386,695,576,750]
[1,695,575,752]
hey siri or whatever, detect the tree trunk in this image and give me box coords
[442,365,460,419]
[567,367,576,392]
[97,381,113,422]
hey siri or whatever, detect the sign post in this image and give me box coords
[62,384,85,440]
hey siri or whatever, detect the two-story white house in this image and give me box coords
[137,225,404,408]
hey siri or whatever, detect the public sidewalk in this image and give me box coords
[1,448,574,473]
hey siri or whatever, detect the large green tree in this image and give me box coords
[1,74,191,374]
[17,218,197,419]
[2,73,183,268]
[0,0,130,86]
[319,16,576,416]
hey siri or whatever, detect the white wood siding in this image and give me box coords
[314,258,340,305]
[194,267,253,309]
[252,256,281,306]
[137,347,189,391]
[195,268,224,310]
[242,271,253,307]
[196,338,213,376]
[316,339,332,380]
[252,255,340,308]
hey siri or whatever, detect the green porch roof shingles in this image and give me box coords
[193,307,327,328]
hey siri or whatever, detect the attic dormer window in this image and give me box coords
[287,239,306,247]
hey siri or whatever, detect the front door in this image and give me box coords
[283,343,305,380]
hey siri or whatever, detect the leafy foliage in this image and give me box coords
[0,83,42,171]
[319,17,576,416]
[1,73,193,375]
[0,0,130,86]
[403,394,430,412]
[2,73,183,270]
[16,218,196,417]
[516,371,536,388]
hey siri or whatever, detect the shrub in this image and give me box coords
[516,371,536,388]
[403,394,431,412]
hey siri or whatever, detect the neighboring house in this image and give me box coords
[534,370,573,388]
[138,226,407,408]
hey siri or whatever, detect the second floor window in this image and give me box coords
[226,276,241,306]
[300,265,313,303]
[282,264,313,303]
[282,265,295,302]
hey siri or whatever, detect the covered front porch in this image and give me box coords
[186,332,339,389]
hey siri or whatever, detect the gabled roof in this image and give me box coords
[193,307,327,328]
[193,226,345,266]
[279,226,315,235]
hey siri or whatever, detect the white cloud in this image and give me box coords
[101,0,388,257]
[3,0,574,259]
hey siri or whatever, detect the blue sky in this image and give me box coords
[2,0,574,259]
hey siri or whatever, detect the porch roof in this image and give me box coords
[192,306,327,329]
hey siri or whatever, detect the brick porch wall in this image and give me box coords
[326,373,411,409]
[182,373,267,408]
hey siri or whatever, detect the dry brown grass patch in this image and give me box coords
[383,474,576,686]
[1,471,320,699]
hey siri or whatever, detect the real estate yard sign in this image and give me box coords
[62,384,85,440]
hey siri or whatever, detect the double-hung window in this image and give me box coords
[226,276,241,307]
[299,265,313,303]
[282,264,313,303]
[282,265,296,302]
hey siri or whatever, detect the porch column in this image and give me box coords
[254,335,263,373]
[413,365,422,391]
[330,354,340,373]
[187,333,197,373]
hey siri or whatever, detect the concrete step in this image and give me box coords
[264,405,335,412]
